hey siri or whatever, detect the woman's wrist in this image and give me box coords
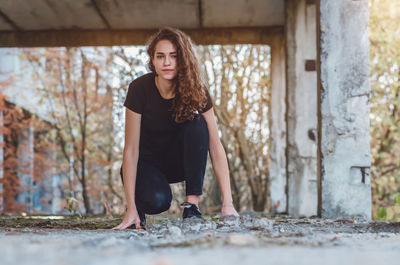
[126,203,137,212]
[222,197,233,205]
[222,197,233,207]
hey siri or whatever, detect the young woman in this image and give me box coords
[112,27,239,230]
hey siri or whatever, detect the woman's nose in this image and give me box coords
[164,56,171,65]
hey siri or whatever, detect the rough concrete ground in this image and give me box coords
[1,214,400,265]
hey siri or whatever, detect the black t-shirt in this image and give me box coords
[124,72,213,161]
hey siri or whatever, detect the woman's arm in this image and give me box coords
[112,108,142,229]
[201,108,239,216]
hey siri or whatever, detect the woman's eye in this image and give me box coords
[157,55,164,59]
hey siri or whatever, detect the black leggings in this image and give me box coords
[120,114,209,215]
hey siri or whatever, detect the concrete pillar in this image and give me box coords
[285,0,318,216]
[269,33,287,213]
[16,123,34,212]
[0,110,3,212]
[318,0,372,219]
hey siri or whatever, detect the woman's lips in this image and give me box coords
[162,69,174,72]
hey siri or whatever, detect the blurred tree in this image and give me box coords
[198,45,271,212]
[0,90,53,214]
[369,0,400,220]
[0,97,29,213]
[22,47,116,215]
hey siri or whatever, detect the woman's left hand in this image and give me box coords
[221,204,239,216]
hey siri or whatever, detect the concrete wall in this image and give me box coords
[285,0,318,216]
[0,111,3,212]
[318,0,372,219]
[269,33,287,213]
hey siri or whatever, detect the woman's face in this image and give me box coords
[152,39,178,81]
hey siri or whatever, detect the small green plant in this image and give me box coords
[394,193,400,205]
[64,189,83,218]
[377,207,387,220]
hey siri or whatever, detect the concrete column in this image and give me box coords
[0,110,3,212]
[269,33,287,213]
[285,0,318,216]
[16,123,34,211]
[318,0,372,219]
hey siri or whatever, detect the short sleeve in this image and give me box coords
[124,80,144,114]
[199,88,213,113]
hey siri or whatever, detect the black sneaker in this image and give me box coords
[127,208,146,229]
[181,202,203,219]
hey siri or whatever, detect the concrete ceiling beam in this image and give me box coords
[0,26,283,47]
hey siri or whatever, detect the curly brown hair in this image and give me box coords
[147,27,208,123]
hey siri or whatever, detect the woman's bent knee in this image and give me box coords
[145,191,172,214]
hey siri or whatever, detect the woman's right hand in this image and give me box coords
[111,208,142,230]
